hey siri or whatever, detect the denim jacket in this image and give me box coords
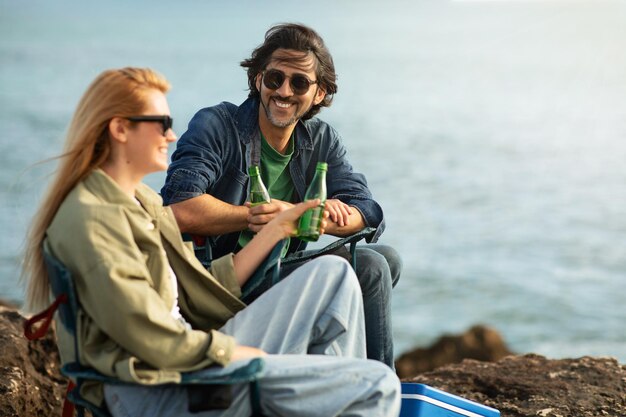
[161,96,385,259]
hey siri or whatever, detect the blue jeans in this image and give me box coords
[104,257,401,417]
[279,244,402,368]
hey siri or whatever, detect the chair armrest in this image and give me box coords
[181,358,265,385]
[282,227,377,269]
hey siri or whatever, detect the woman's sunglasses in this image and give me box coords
[262,69,318,96]
[126,115,173,134]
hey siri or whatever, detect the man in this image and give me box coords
[161,23,401,368]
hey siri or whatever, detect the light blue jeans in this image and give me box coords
[279,244,402,368]
[104,256,401,417]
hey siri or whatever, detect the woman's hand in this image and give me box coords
[233,199,328,286]
[230,345,267,362]
[270,199,328,238]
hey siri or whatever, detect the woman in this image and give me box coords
[22,67,400,417]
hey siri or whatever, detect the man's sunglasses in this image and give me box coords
[262,69,318,95]
[126,115,173,134]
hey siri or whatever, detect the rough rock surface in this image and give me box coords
[0,305,65,417]
[406,354,626,417]
[395,324,514,379]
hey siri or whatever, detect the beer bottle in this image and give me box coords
[248,165,271,206]
[297,162,327,242]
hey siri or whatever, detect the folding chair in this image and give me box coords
[24,242,267,417]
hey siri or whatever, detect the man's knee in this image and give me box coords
[370,244,403,287]
[354,248,393,297]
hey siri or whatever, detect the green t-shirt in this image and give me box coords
[259,132,295,203]
[238,132,295,252]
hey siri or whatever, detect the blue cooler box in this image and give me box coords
[400,383,500,417]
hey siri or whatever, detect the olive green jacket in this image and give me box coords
[46,169,246,404]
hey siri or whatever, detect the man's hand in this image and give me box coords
[324,199,353,227]
[246,199,294,233]
[322,200,366,236]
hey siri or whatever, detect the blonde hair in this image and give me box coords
[22,67,170,311]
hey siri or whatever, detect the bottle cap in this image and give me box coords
[248,165,260,176]
[316,162,328,171]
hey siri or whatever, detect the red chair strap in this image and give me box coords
[24,295,77,416]
[23,293,68,340]
[62,381,76,417]
[191,234,207,247]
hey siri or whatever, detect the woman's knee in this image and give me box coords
[311,254,357,280]
[292,255,361,295]
[360,359,402,406]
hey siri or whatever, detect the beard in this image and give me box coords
[260,95,312,128]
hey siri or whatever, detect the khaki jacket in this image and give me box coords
[46,169,246,404]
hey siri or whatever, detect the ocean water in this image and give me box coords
[1,0,625,362]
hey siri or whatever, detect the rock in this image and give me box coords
[395,324,513,379]
[405,354,626,417]
[0,305,65,417]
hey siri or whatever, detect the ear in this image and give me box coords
[312,86,326,106]
[108,117,129,143]
[255,73,263,92]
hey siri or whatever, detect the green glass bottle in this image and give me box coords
[297,162,327,242]
[248,165,270,206]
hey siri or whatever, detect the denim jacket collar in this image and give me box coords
[233,96,259,146]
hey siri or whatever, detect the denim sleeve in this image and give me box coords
[324,129,386,240]
[161,106,230,206]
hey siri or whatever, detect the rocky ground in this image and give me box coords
[397,326,625,416]
[1,304,625,417]
[408,354,625,417]
[0,303,65,417]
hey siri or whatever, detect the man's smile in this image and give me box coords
[272,97,295,109]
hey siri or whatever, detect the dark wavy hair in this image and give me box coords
[241,23,337,120]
